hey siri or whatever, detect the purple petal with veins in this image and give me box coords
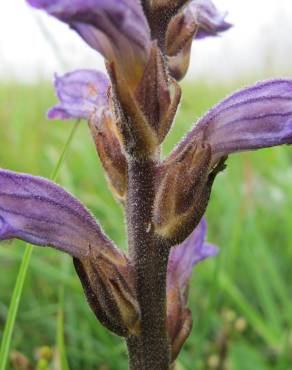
[170,79,292,166]
[0,169,114,258]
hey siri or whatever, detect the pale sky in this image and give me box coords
[1,0,292,82]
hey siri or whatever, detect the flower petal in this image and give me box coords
[48,69,110,120]
[27,0,151,84]
[167,218,218,290]
[186,0,232,39]
[172,79,292,165]
[0,169,113,258]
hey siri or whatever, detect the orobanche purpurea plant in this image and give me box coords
[1,0,292,369]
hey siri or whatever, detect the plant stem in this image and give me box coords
[126,158,170,370]
[0,120,80,370]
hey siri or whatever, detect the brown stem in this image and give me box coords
[126,336,143,370]
[140,0,151,18]
[126,157,171,370]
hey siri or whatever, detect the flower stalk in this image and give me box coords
[126,157,171,369]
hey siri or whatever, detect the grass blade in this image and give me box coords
[0,120,80,370]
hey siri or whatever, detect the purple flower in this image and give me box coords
[0,169,115,258]
[169,79,292,166]
[167,218,218,292]
[166,218,218,361]
[27,0,151,86]
[0,169,142,336]
[48,69,110,120]
[186,0,232,39]
[47,69,128,200]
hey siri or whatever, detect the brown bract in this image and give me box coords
[154,143,226,246]
[89,111,128,201]
[107,44,181,160]
[74,246,141,337]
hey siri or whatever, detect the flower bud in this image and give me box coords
[107,62,159,159]
[107,44,181,158]
[166,12,198,57]
[168,42,192,81]
[167,287,193,362]
[165,10,198,81]
[166,0,232,80]
[135,44,182,143]
[74,248,140,337]
[170,308,193,361]
[89,111,127,201]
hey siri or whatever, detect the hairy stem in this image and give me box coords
[126,336,143,369]
[126,158,170,370]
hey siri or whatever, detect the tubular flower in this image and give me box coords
[155,79,292,246]
[170,79,292,166]
[0,169,140,336]
[27,0,151,87]
[167,218,218,361]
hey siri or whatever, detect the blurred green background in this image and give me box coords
[0,80,292,370]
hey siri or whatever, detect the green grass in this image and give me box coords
[0,81,292,369]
